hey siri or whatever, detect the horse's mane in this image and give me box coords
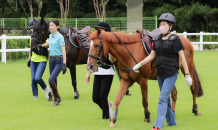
[90,31,141,44]
[59,27,69,36]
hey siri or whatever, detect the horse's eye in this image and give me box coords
[94,45,99,48]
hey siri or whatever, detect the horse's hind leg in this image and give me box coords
[69,63,80,99]
[139,78,151,123]
[171,86,177,113]
[109,79,133,128]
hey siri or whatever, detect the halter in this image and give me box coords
[31,25,46,45]
[88,33,138,72]
[88,34,105,65]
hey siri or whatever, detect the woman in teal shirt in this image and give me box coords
[41,19,67,106]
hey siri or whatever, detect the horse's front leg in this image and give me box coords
[109,79,133,128]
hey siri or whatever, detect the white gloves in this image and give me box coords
[133,63,142,73]
[185,74,192,87]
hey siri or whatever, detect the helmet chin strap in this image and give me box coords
[163,30,171,37]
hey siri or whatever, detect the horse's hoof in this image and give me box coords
[109,122,116,128]
[195,111,201,116]
[144,118,151,123]
[74,95,80,100]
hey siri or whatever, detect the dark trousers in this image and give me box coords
[92,75,114,119]
[48,57,63,85]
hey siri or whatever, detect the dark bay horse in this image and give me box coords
[86,28,203,127]
[31,18,88,99]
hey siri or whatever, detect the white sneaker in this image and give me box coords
[44,86,49,99]
[108,102,113,117]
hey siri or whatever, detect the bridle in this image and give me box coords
[31,25,46,45]
[88,33,138,72]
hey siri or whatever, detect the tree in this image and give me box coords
[18,0,30,17]
[36,0,44,17]
[27,0,33,18]
[93,0,109,22]
[56,0,69,28]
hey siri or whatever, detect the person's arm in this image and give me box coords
[133,50,156,73]
[85,71,91,83]
[178,50,192,87]
[139,50,156,66]
[109,53,116,63]
[61,45,66,64]
[41,42,49,47]
[178,50,189,74]
[29,48,31,59]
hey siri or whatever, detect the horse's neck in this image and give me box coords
[108,41,143,67]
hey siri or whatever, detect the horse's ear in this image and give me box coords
[33,17,39,23]
[87,29,92,34]
[97,27,101,37]
[40,18,44,27]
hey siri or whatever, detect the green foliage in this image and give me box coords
[153,4,177,17]
[68,11,86,18]
[44,10,61,18]
[106,9,125,17]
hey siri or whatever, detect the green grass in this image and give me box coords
[0,51,217,130]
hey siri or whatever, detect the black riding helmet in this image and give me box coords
[28,18,35,28]
[157,13,176,24]
[95,22,111,32]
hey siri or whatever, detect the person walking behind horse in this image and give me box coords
[28,18,49,100]
[85,22,115,121]
[41,20,67,106]
[133,13,193,130]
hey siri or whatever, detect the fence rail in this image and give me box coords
[1,31,218,64]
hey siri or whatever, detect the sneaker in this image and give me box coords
[34,97,38,99]
[44,86,49,99]
[151,127,160,130]
[108,102,113,117]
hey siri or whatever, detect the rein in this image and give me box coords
[88,32,139,72]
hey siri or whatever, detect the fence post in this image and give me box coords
[183,32,187,38]
[25,18,27,28]
[2,18,4,28]
[200,31,203,51]
[75,18,77,28]
[1,34,6,64]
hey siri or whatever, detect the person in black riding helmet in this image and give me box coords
[85,22,115,121]
[28,18,49,100]
[133,13,192,130]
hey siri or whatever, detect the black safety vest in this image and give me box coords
[154,34,179,67]
[100,54,113,69]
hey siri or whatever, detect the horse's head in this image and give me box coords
[31,18,50,53]
[86,27,110,73]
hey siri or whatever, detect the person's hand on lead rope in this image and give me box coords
[62,64,67,74]
[185,74,192,87]
[133,63,142,73]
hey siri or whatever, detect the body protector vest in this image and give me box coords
[99,54,113,69]
[154,34,179,68]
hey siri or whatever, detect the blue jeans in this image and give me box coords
[31,61,47,98]
[153,72,178,129]
[48,57,63,85]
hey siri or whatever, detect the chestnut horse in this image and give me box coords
[86,28,203,127]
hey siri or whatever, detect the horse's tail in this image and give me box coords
[192,65,203,97]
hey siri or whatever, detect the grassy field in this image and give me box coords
[0,51,217,130]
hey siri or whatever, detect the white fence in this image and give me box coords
[0,34,31,64]
[173,31,218,51]
[1,32,218,64]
